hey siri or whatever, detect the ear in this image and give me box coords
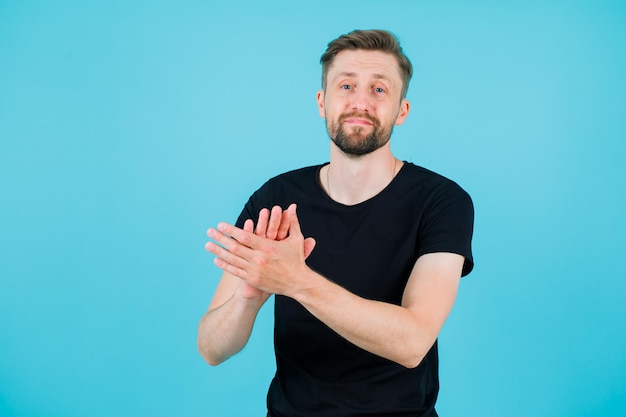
[394,99,410,126]
[316,90,326,118]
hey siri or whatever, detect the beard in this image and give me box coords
[327,112,393,157]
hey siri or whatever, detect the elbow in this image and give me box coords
[397,339,431,369]
[399,353,425,369]
[197,337,227,367]
[204,357,224,367]
[398,328,438,368]
[201,352,224,367]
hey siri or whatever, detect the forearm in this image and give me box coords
[204,214,459,368]
[197,288,268,366]
[292,271,438,369]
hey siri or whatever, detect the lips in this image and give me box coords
[339,112,378,127]
[343,118,373,125]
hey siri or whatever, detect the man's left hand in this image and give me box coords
[206,204,316,296]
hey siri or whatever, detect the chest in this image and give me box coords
[297,202,424,303]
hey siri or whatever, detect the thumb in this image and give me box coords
[303,237,316,259]
[287,204,303,238]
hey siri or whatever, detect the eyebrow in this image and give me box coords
[333,72,393,83]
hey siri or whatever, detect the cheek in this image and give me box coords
[324,105,340,121]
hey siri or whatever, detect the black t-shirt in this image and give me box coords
[235,162,474,417]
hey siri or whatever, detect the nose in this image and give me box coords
[350,87,371,112]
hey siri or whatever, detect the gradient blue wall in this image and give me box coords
[1,1,624,416]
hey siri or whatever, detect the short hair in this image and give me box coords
[320,29,413,99]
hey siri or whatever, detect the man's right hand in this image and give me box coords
[237,204,316,299]
[199,204,315,366]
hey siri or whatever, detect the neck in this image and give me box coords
[323,143,402,205]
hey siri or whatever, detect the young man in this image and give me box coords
[199,29,474,417]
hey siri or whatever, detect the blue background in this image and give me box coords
[1,1,625,416]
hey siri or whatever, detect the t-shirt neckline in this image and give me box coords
[314,161,409,208]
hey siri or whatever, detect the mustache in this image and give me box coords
[338,112,380,126]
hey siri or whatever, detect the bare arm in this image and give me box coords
[197,271,271,366]
[198,205,316,366]
[206,207,463,368]
[293,252,462,368]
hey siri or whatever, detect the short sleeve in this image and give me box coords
[417,182,475,276]
[234,182,272,229]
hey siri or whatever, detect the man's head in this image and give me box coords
[317,30,412,157]
[320,29,413,99]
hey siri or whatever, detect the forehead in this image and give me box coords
[327,49,402,82]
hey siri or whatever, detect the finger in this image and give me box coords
[287,205,304,238]
[205,239,250,271]
[266,205,283,240]
[277,203,296,240]
[213,222,261,250]
[213,256,248,280]
[255,208,270,236]
[207,226,256,258]
[303,237,317,259]
[243,219,254,233]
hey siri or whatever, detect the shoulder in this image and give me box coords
[237,164,325,225]
[399,162,472,204]
[257,164,324,192]
[401,163,475,275]
[247,164,325,205]
[267,164,324,184]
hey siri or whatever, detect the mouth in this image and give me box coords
[343,117,374,126]
[340,112,377,127]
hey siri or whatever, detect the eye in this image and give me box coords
[374,87,385,94]
[340,84,352,90]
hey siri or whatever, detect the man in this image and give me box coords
[198,29,474,416]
